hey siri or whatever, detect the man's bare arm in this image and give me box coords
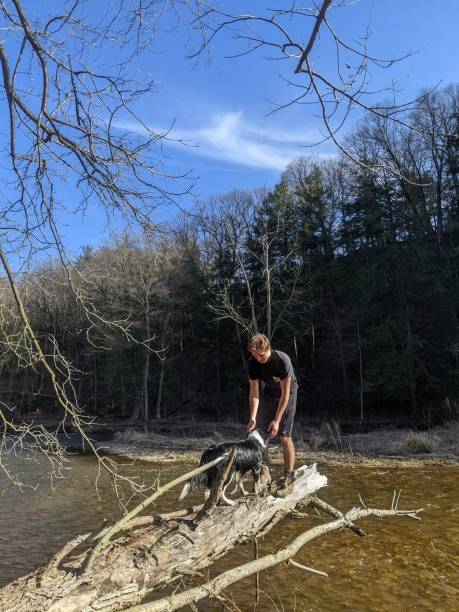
[247,379,260,431]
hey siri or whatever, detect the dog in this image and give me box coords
[179,428,270,506]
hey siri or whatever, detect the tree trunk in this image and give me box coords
[357,323,364,424]
[155,313,170,420]
[333,313,350,400]
[263,238,272,339]
[19,366,28,414]
[215,319,222,419]
[323,250,350,401]
[121,377,126,417]
[143,308,151,422]
[155,365,165,420]
[235,322,247,371]
[7,369,14,406]
[131,393,142,421]
[0,465,326,612]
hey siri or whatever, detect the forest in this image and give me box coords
[1,84,459,429]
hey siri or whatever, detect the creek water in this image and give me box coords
[0,453,458,611]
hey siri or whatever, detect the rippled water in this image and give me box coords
[207,464,459,611]
[0,454,458,611]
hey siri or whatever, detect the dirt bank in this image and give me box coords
[65,418,459,467]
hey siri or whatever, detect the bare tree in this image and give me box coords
[198,190,260,335]
[0,0,192,489]
[198,187,304,347]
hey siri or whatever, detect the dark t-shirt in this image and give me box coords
[247,350,297,400]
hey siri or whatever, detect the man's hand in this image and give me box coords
[268,420,279,439]
[246,418,256,432]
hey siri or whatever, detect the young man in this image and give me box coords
[246,333,297,497]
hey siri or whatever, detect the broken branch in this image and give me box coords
[132,502,422,612]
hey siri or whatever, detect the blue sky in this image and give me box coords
[139,0,459,188]
[3,1,459,260]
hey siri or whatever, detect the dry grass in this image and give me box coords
[295,422,459,459]
[114,429,150,444]
[438,420,459,451]
[107,418,458,462]
[392,430,441,454]
[442,398,459,421]
[297,420,344,452]
[112,423,236,453]
[307,429,327,451]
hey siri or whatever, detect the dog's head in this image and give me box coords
[247,428,269,448]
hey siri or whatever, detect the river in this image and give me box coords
[0,453,458,611]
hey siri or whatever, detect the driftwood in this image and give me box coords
[133,500,423,612]
[85,454,227,571]
[0,464,327,612]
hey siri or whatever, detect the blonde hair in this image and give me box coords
[248,333,271,351]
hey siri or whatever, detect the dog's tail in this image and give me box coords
[179,472,207,500]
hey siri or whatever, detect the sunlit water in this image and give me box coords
[0,453,458,611]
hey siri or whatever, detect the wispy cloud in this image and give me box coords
[116,112,323,171]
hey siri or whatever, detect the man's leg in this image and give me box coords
[280,435,295,472]
[274,413,296,497]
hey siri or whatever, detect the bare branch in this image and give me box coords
[135,499,422,611]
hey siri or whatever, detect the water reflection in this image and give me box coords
[0,456,458,611]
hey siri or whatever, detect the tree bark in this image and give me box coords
[0,464,326,612]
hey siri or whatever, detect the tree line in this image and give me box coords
[1,85,459,428]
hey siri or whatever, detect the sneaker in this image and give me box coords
[273,470,295,498]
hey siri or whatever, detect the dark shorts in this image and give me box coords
[256,389,297,438]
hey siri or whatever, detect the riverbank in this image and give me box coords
[62,418,459,466]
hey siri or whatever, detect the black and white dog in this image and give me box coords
[179,429,269,506]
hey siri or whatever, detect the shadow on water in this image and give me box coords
[0,454,458,611]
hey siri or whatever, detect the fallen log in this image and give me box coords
[0,464,327,612]
[134,503,423,612]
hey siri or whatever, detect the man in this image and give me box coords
[246,333,297,497]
